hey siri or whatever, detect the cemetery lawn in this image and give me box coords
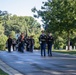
[53,50,76,55]
[0,69,8,75]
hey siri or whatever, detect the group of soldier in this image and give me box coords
[6,33,35,53]
[39,30,54,57]
[17,33,35,52]
[6,31,54,57]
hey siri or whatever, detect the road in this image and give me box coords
[0,50,76,75]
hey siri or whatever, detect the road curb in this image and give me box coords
[0,59,23,75]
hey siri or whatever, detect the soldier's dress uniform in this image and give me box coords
[26,37,30,51]
[47,35,54,56]
[39,34,47,56]
[7,36,12,52]
[18,34,25,53]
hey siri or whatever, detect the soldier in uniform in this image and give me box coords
[47,33,54,56]
[26,36,30,51]
[39,30,47,57]
[18,33,25,52]
[12,38,16,51]
[7,35,12,52]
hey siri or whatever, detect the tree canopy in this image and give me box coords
[32,0,76,50]
[0,10,41,50]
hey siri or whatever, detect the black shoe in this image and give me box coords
[50,55,52,57]
[44,55,46,57]
[8,51,11,53]
[48,54,52,57]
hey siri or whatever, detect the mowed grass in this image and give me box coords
[53,50,76,55]
[0,69,8,75]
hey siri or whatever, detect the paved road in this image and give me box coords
[0,50,76,75]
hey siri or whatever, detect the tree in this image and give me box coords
[0,10,41,49]
[0,23,4,35]
[32,0,76,50]
[0,34,7,50]
[10,31,16,38]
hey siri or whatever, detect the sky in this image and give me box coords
[0,0,47,24]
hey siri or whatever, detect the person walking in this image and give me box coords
[18,33,25,53]
[47,33,54,57]
[26,36,30,51]
[12,38,16,51]
[7,35,12,52]
[39,30,47,57]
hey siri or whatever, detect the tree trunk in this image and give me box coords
[67,31,70,50]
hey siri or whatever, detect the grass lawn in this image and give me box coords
[53,50,76,55]
[0,69,8,75]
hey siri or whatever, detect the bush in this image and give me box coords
[0,34,7,50]
[34,34,40,49]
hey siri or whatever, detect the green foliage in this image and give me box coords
[0,34,7,50]
[0,10,41,49]
[0,23,4,35]
[0,69,8,75]
[53,50,76,55]
[32,0,76,50]
[34,34,40,49]
[54,36,65,49]
[10,31,16,38]
[2,15,41,37]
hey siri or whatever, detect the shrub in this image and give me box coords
[0,34,7,50]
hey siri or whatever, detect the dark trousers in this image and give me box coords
[47,44,52,56]
[8,45,11,52]
[26,44,30,51]
[21,46,24,52]
[18,43,24,52]
[29,45,34,52]
[18,44,20,51]
[12,44,16,51]
[40,43,46,56]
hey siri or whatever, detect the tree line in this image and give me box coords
[0,0,76,50]
[0,10,41,50]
